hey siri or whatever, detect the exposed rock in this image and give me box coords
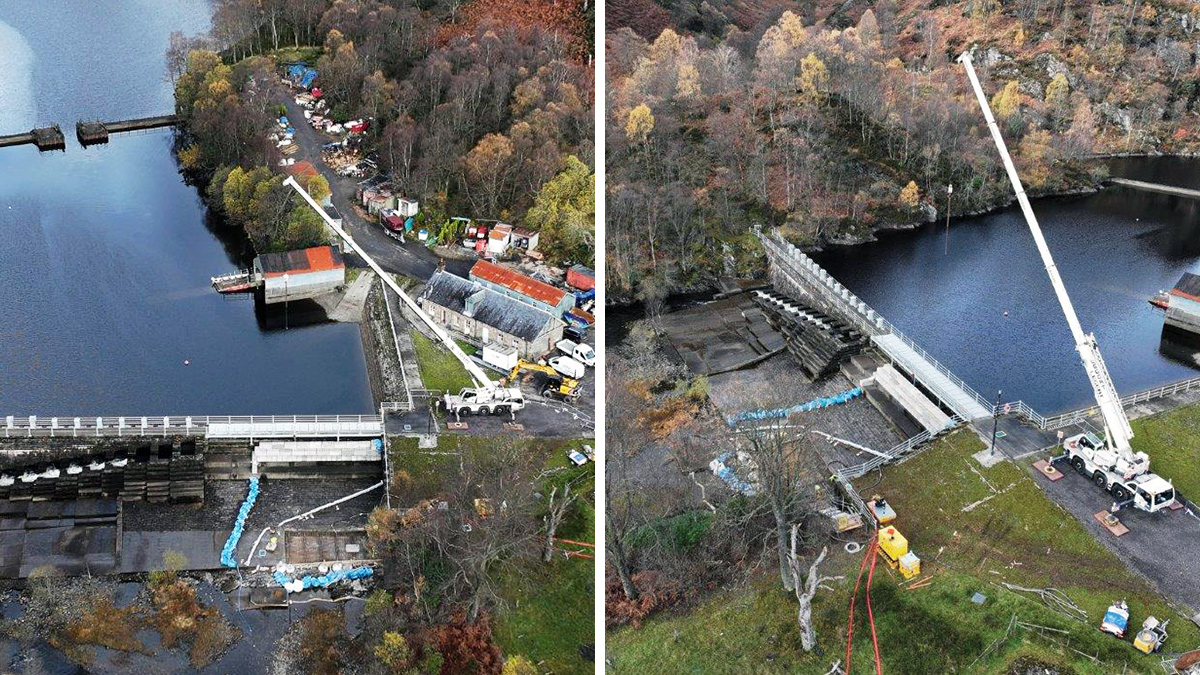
[1034,52,1077,87]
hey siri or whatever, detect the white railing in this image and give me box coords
[1011,373,1200,431]
[2,414,383,439]
[836,416,963,481]
[760,230,996,417]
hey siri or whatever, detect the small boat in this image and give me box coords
[1149,291,1169,309]
[66,464,83,475]
[0,475,13,487]
[87,460,106,471]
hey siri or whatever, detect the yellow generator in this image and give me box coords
[877,526,921,580]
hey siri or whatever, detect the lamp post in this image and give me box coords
[945,183,953,255]
[283,273,289,330]
[990,389,1003,460]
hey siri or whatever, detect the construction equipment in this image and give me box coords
[1134,616,1169,653]
[959,52,1176,514]
[876,525,921,580]
[1101,600,1130,638]
[507,359,581,400]
[284,177,535,420]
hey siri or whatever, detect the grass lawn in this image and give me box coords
[410,329,474,393]
[608,429,1199,675]
[1129,402,1200,499]
[495,556,593,674]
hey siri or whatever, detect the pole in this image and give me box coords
[990,390,1003,459]
[944,184,953,255]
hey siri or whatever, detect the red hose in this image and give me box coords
[844,536,876,675]
[865,540,883,675]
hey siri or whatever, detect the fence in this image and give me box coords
[2,414,383,439]
[758,230,998,418]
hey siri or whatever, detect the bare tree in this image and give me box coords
[788,530,842,652]
[542,483,580,562]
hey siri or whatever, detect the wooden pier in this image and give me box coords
[76,115,178,146]
[0,125,65,151]
[1108,177,1200,200]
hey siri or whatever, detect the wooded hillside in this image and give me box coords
[607,0,1200,301]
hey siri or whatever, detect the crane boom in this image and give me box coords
[283,176,493,389]
[957,51,1134,455]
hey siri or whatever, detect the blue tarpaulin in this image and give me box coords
[299,68,318,89]
[404,216,414,232]
[220,476,260,567]
[727,387,863,425]
[287,64,306,80]
[274,565,374,592]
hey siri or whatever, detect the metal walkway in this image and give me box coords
[1108,177,1200,201]
[872,335,991,420]
[3,415,383,439]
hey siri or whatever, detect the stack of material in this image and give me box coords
[170,454,205,502]
[146,458,170,502]
[120,462,146,501]
[204,442,254,480]
[753,289,867,380]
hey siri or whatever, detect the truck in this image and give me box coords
[960,52,1176,514]
[555,339,595,367]
[547,355,585,379]
[441,386,526,418]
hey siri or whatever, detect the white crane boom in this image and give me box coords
[283,176,493,389]
[957,51,1134,455]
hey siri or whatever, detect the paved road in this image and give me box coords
[384,394,593,439]
[982,412,1200,614]
[280,94,471,281]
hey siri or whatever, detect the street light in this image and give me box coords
[990,389,1003,460]
[944,183,953,255]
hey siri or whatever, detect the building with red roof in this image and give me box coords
[469,260,573,314]
[253,245,345,304]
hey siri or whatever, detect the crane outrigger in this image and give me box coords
[958,51,1176,513]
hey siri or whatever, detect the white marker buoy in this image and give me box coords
[184,359,190,366]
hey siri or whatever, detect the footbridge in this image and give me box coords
[757,229,993,421]
[3,414,383,440]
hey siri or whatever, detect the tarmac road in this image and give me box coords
[280,94,471,282]
[983,414,1200,615]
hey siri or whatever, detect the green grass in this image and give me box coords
[410,329,474,393]
[1129,402,1200,499]
[455,340,479,356]
[495,556,593,675]
[608,429,1199,675]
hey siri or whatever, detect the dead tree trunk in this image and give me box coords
[542,485,578,562]
[789,526,842,652]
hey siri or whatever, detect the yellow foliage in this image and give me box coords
[502,655,538,675]
[798,52,829,104]
[991,80,1021,120]
[626,103,655,143]
[899,181,921,208]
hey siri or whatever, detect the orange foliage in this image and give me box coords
[439,0,589,60]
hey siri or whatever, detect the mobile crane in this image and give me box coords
[958,52,1176,514]
[508,360,582,401]
[283,177,524,419]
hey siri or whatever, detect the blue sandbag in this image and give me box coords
[220,477,260,567]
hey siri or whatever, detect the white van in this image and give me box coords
[555,340,595,367]
[547,356,585,379]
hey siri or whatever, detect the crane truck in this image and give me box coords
[282,176,524,420]
[958,52,1176,514]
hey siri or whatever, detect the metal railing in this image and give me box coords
[836,416,964,481]
[2,414,383,439]
[1002,373,1200,432]
[759,230,996,418]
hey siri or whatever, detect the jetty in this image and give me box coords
[1108,177,1200,200]
[76,115,178,146]
[0,125,66,151]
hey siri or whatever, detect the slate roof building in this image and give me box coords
[418,270,563,358]
[468,260,573,314]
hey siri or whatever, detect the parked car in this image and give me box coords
[563,325,588,343]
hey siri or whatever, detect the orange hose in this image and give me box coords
[844,536,876,675]
[865,539,883,675]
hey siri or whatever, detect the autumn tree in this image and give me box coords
[899,180,921,209]
[626,103,655,144]
[463,133,516,216]
[525,155,594,264]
